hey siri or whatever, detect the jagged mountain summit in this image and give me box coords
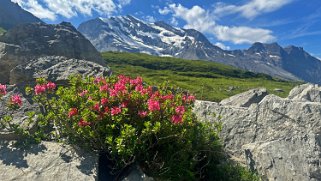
[78,15,321,84]
[0,0,42,30]
[78,15,223,60]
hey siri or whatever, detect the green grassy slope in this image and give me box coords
[102,52,300,102]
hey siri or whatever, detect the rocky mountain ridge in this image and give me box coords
[0,0,42,30]
[78,15,321,84]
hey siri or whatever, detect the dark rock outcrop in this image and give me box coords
[0,22,109,85]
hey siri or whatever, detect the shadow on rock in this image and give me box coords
[0,140,47,168]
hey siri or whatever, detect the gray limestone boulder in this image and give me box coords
[288,83,321,102]
[0,141,97,181]
[219,88,268,107]
[194,84,321,181]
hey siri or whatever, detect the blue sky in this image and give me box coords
[11,0,321,58]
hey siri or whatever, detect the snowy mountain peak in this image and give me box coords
[78,15,224,59]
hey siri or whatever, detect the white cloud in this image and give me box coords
[43,0,117,18]
[143,15,156,23]
[170,17,178,26]
[214,25,275,44]
[168,4,215,33]
[159,7,170,15]
[163,3,275,44]
[215,42,230,50]
[214,0,293,19]
[10,0,131,21]
[118,0,131,6]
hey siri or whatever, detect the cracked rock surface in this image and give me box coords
[0,141,97,181]
[194,84,321,181]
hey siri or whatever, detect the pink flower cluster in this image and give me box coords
[138,110,148,118]
[130,77,143,86]
[171,106,186,124]
[147,99,160,111]
[0,84,23,107]
[111,107,122,116]
[78,90,88,97]
[34,82,56,95]
[10,94,22,107]
[68,108,78,118]
[183,95,195,102]
[0,84,6,96]
[78,118,91,127]
[67,75,196,128]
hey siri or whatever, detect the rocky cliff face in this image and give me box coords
[0,22,110,85]
[78,15,321,84]
[194,84,321,181]
[0,0,42,30]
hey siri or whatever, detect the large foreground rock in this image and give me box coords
[0,141,97,181]
[194,84,321,181]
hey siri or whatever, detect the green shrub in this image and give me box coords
[0,76,259,180]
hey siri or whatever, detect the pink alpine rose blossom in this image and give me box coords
[34,84,46,95]
[111,107,122,116]
[138,110,148,118]
[10,94,22,107]
[114,82,126,93]
[78,90,88,97]
[68,108,78,118]
[175,106,185,115]
[100,85,109,92]
[130,77,143,86]
[109,88,118,97]
[187,95,196,102]
[93,103,100,112]
[117,75,130,84]
[101,98,108,105]
[46,82,56,90]
[121,101,129,108]
[171,115,183,124]
[135,84,143,92]
[147,99,160,111]
[0,84,6,96]
[78,119,91,127]
[162,94,174,100]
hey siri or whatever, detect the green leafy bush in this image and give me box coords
[0,76,259,180]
